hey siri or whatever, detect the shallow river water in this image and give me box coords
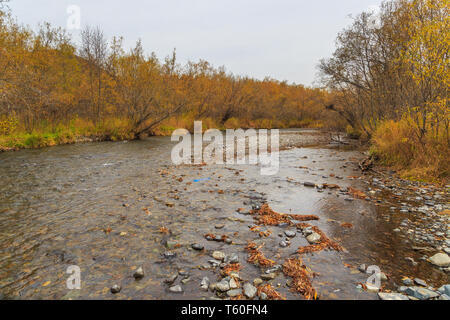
[0,129,448,300]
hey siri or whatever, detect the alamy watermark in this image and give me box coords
[171,121,279,175]
[67,5,81,30]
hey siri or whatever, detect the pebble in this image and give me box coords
[229,278,239,289]
[215,280,230,292]
[414,278,427,287]
[243,283,257,299]
[253,278,263,286]
[110,285,121,294]
[227,289,242,297]
[133,267,144,280]
[212,251,226,261]
[261,273,276,280]
[279,241,288,248]
[191,243,204,251]
[169,285,183,293]
[200,277,210,291]
[428,253,450,267]
[304,182,316,188]
[405,287,439,300]
[285,230,296,238]
[164,274,178,284]
[229,253,239,264]
[260,292,268,300]
[378,292,408,300]
[306,232,321,244]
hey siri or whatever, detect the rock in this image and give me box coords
[438,284,450,296]
[439,294,450,300]
[378,292,408,300]
[279,241,288,248]
[169,285,183,293]
[215,224,225,229]
[261,273,276,281]
[403,278,414,286]
[229,253,239,264]
[133,267,144,280]
[215,280,230,292]
[428,253,450,267]
[306,232,321,244]
[304,182,316,188]
[191,243,204,251]
[405,287,439,300]
[243,283,257,299]
[366,284,380,293]
[227,289,242,297]
[164,274,178,284]
[225,238,233,245]
[164,251,177,259]
[181,278,191,285]
[379,272,388,281]
[229,278,239,289]
[414,278,427,287]
[285,230,296,238]
[110,285,121,294]
[253,278,263,286]
[260,292,268,300]
[212,251,226,261]
[358,264,367,273]
[398,286,408,293]
[200,277,210,291]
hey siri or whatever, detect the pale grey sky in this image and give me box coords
[8,0,383,86]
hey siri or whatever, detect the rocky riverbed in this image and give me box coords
[0,129,448,300]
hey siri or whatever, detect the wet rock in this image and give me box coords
[215,224,225,230]
[261,273,276,281]
[438,285,450,296]
[169,285,183,293]
[164,274,178,284]
[285,230,296,238]
[414,278,427,287]
[164,251,177,259]
[405,287,439,300]
[398,286,408,293]
[306,232,321,244]
[212,251,226,261]
[227,289,242,297]
[428,253,450,267]
[191,243,204,251]
[260,292,268,300]
[215,280,230,292]
[200,277,210,291]
[110,285,121,294]
[378,292,408,300]
[243,283,257,299]
[253,278,263,286]
[304,182,316,188]
[133,267,144,280]
[225,238,233,245]
[279,241,288,248]
[439,294,450,300]
[229,253,239,264]
[229,278,239,289]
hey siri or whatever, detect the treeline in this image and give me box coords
[0,1,332,150]
[320,0,449,180]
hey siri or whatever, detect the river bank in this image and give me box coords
[0,129,448,300]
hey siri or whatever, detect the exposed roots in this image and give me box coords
[257,284,286,300]
[246,242,275,267]
[283,258,318,300]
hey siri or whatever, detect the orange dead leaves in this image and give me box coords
[348,187,367,199]
[257,284,286,300]
[340,222,353,228]
[297,225,343,255]
[246,242,275,267]
[159,227,170,234]
[221,263,242,277]
[251,204,319,226]
[283,258,318,300]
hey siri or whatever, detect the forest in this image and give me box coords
[0,0,448,180]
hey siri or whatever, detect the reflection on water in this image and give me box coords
[0,130,447,300]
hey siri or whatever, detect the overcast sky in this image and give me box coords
[8,0,383,86]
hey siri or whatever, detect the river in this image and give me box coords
[0,129,448,300]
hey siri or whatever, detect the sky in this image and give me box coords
[8,0,383,86]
